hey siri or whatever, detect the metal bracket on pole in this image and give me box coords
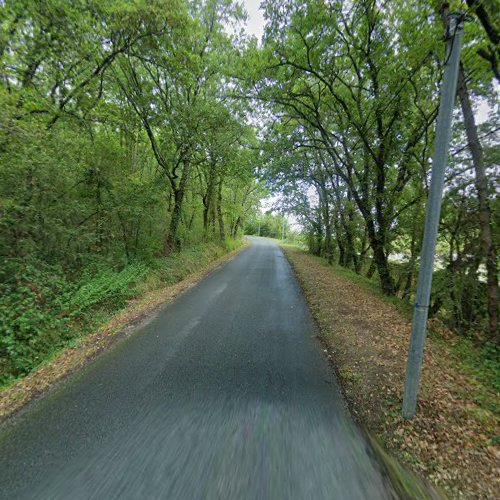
[402,13,464,419]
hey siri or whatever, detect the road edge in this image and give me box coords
[0,242,250,424]
[280,244,444,500]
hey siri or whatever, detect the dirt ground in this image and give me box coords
[283,246,499,499]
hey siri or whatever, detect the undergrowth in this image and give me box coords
[0,240,241,386]
[282,244,499,405]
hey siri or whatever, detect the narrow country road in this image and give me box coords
[0,238,394,499]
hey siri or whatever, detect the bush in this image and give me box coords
[0,240,241,386]
[0,259,74,381]
[69,263,148,313]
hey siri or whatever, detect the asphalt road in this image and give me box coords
[0,238,394,499]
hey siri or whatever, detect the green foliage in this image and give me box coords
[281,231,307,247]
[254,0,499,342]
[431,268,488,334]
[1,0,496,387]
[0,259,75,380]
[223,237,244,253]
[0,0,260,385]
[245,211,290,239]
[70,263,148,313]
[429,334,500,414]
[0,241,240,386]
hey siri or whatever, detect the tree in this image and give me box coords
[247,0,498,341]
[253,0,439,294]
[0,0,263,380]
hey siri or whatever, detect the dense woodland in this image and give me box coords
[0,0,263,382]
[0,0,498,384]
[247,0,499,347]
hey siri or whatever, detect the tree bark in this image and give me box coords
[322,197,333,263]
[457,64,498,339]
[365,217,395,294]
[232,215,241,238]
[165,157,190,252]
[203,160,217,234]
[217,178,225,241]
[366,260,376,279]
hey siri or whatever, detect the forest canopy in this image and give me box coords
[0,0,263,382]
[0,0,498,383]
[246,0,499,344]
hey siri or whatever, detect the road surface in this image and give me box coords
[0,238,394,499]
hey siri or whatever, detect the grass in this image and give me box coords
[429,333,499,415]
[1,239,247,421]
[0,240,243,388]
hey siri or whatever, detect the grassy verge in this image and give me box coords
[0,240,246,421]
[282,245,499,499]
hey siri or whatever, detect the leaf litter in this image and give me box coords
[283,247,499,499]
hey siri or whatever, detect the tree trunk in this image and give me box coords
[365,217,395,294]
[344,217,356,270]
[322,201,333,263]
[342,169,395,294]
[217,178,225,241]
[366,260,376,279]
[372,240,395,295]
[457,64,498,339]
[203,161,217,234]
[337,240,346,266]
[318,181,333,263]
[232,215,241,238]
[165,157,190,252]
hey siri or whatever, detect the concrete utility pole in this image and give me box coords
[402,13,464,419]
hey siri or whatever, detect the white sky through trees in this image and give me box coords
[241,0,265,40]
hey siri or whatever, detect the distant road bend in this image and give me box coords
[0,238,394,499]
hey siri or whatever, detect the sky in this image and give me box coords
[241,0,265,40]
